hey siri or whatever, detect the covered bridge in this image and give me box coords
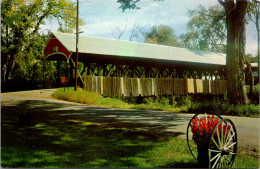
[44,32,227,96]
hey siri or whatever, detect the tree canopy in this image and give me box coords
[1,0,84,91]
[144,25,179,46]
[180,5,226,53]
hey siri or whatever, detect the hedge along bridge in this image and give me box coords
[43,32,227,96]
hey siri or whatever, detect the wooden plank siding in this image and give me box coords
[84,76,227,97]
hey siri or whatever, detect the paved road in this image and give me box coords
[1,89,259,155]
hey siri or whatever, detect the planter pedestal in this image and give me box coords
[197,145,209,168]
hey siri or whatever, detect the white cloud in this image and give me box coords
[39,20,60,34]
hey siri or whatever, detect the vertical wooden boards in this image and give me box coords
[125,77,132,97]
[164,78,173,95]
[86,76,93,92]
[99,76,103,95]
[147,78,153,96]
[95,76,102,94]
[131,78,139,97]
[169,78,174,95]
[160,78,166,95]
[116,77,121,97]
[153,78,159,96]
[211,80,217,95]
[183,79,188,95]
[151,78,155,96]
[203,80,211,94]
[174,78,186,95]
[211,80,227,95]
[84,75,87,91]
[137,78,143,96]
[187,79,194,94]
[103,77,113,97]
[120,77,126,97]
[103,76,108,97]
[92,76,97,93]
[83,76,227,96]
[112,77,117,97]
[111,77,118,97]
[157,78,162,96]
[141,78,149,96]
[194,79,203,94]
[84,73,87,91]
[173,79,179,95]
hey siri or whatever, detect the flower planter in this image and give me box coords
[187,113,238,168]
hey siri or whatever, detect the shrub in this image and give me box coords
[189,100,259,118]
[175,95,192,107]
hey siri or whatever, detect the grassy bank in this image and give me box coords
[2,106,259,168]
[52,88,259,117]
[52,88,189,112]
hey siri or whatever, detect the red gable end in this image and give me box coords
[44,34,72,61]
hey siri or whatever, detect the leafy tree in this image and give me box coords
[217,0,248,105]
[1,0,84,91]
[180,5,226,53]
[246,54,258,63]
[144,25,180,47]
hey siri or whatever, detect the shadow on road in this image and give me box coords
[1,99,196,168]
[3,99,190,136]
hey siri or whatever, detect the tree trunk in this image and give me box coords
[223,0,248,105]
[4,53,15,85]
[256,10,260,72]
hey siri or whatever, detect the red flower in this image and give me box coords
[190,113,225,146]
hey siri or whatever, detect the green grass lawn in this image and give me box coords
[1,105,259,168]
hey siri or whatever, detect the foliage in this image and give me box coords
[189,101,259,118]
[247,84,260,104]
[117,0,164,12]
[1,0,85,91]
[246,54,258,63]
[175,95,192,107]
[144,25,180,47]
[179,5,226,53]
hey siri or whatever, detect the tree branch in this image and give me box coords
[218,0,225,7]
[32,9,51,35]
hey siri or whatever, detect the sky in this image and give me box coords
[41,0,258,55]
